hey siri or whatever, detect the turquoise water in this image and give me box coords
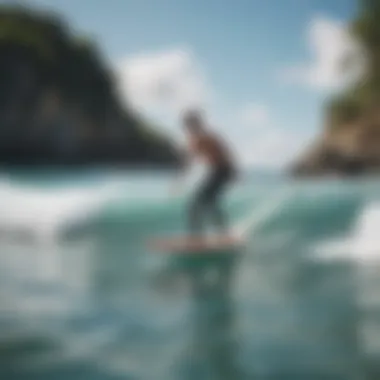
[1,170,380,379]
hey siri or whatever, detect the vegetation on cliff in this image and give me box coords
[329,1,380,122]
[0,5,180,167]
[293,0,380,176]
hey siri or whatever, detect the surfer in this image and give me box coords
[174,110,237,240]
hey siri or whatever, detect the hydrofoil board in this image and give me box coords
[149,234,244,253]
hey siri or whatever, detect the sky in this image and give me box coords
[21,0,359,168]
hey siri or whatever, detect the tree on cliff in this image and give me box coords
[328,0,380,127]
[292,0,380,176]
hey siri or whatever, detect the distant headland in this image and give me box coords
[0,5,181,169]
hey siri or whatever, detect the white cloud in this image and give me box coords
[237,128,308,169]
[116,48,209,117]
[281,16,364,90]
[115,48,307,169]
[240,103,270,128]
[234,104,308,169]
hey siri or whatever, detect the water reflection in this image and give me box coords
[162,250,241,380]
[238,244,364,380]
[0,236,102,379]
[2,227,380,379]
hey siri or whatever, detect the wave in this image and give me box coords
[314,200,380,263]
[0,177,125,242]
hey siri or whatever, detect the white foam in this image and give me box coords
[0,178,121,241]
[314,201,380,262]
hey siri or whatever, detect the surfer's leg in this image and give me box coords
[208,193,228,233]
[189,166,231,237]
[204,189,224,231]
[205,168,232,234]
[188,170,219,237]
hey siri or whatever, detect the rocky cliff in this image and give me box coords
[0,6,181,168]
[291,0,380,177]
[291,110,380,176]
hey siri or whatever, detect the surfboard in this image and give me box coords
[149,234,244,253]
[148,189,294,254]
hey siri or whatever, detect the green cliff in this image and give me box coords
[0,5,181,167]
[292,0,380,176]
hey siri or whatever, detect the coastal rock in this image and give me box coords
[291,0,380,178]
[0,6,181,168]
[291,113,380,177]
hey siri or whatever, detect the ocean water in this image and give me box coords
[1,169,380,379]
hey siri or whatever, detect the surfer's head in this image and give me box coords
[182,109,204,134]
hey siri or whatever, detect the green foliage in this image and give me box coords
[327,94,362,126]
[327,0,380,128]
[0,6,65,60]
